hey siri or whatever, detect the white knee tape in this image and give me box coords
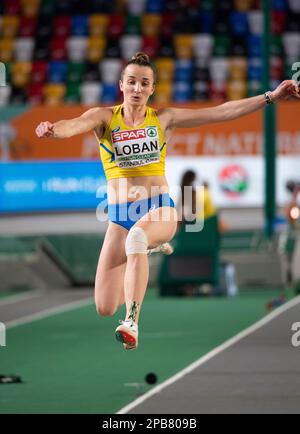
[125,227,148,255]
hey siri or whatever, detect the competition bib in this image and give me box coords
[111,126,160,168]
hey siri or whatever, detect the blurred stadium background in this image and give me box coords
[1,0,300,414]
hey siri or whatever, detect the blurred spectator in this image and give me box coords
[279,180,300,286]
[197,180,217,221]
[177,169,218,228]
[176,169,197,226]
[285,180,300,226]
[0,122,16,161]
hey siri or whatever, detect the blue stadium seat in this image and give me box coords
[248,58,262,81]
[48,61,68,83]
[175,60,194,82]
[198,11,214,33]
[247,35,262,57]
[173,82,192,102]
[272,0,288,10]
[229,12,249,36]
[146,0,163,13]
[72,15,89,36]
[101,83,119,103]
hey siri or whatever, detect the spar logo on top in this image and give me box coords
[111,126,160,168]
[218,164,249,199]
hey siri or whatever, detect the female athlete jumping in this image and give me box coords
[36,52,300,350]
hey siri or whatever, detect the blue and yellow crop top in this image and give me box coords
[98,105,167,180]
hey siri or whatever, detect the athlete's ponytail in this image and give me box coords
[121,52,157,83]
[130,52,151,66]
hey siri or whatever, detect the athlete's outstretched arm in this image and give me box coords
[35,107,110,139]
[163,80,300,129]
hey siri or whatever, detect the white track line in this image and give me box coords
[0,289,46,306]
[6,297,94,329]
[117,294,300,414]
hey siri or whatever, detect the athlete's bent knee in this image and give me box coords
[95,302,117,317]
[125,226,148,256]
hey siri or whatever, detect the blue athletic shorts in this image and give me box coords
[107,193,175,231]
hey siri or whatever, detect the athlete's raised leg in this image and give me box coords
[115,207,177,349]
[125,206,177,321]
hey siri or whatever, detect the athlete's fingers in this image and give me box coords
[276,80,300,100]
[292,82,300,98]
[284,82,300,99]
[35,122,54,138]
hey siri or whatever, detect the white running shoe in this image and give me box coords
[115,319,138,350]
[147,242,174,256]
[159,242,174,255]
